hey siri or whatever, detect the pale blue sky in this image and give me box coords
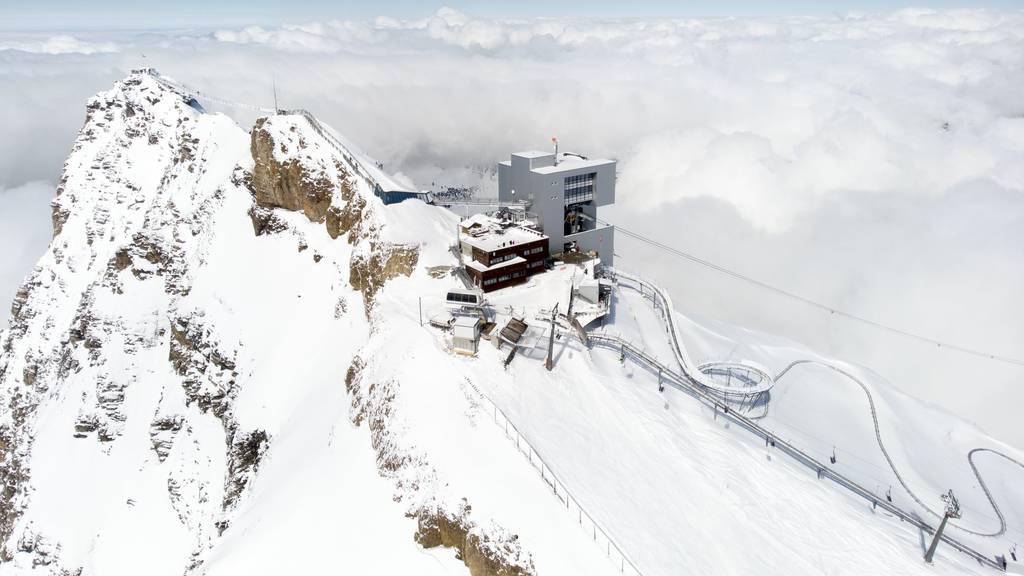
[3,0,1022,30]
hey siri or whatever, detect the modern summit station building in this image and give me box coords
[497,149,615,266]
[457,146,616,292]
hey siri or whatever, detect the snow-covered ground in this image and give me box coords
[429,280,1023,575]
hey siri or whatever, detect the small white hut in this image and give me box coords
[452,315,482,355]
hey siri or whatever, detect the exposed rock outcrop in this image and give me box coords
[416,504,532,576]
[349,244,420,316]
[222,429,270,513]
[324,176,364,242]
[250,118,334,223]
[345,358,535,576]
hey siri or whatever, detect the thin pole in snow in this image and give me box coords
[272,75,279,112]
[418,297,422,327]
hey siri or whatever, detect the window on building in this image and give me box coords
[447,292,479,304]
[491,253,516,265]
[564,172,596,205]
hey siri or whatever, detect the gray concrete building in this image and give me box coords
[497,149,615,265]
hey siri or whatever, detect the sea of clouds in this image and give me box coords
[0,7,1022,446]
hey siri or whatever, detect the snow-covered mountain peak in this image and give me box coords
[0,67,550,576]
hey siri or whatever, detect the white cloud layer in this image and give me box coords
[0,34,118,55]
[0,7,1022,446]
[0,182,54,330]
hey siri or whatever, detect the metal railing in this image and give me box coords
[584,332,1004,572]
[464,380,645,576]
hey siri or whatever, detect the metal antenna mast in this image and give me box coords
[924,490,962,564]
[272,75,279,113]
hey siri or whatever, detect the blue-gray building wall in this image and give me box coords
[496,150,616,265]
[565,225,615,266]
[498,162,511,201]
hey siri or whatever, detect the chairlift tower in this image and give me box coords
[924,489,962,564]
[545,303,558,371]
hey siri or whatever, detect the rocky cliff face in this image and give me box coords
[0,71,273,571]
[245,114,422,316]
[0,72,541,576]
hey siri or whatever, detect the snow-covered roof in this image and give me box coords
[466,256,526,272]
[461,213,492,229]
[460,215,546,254]
[513,150,552,159]
[531,155,614,175]
[453,315,481,327]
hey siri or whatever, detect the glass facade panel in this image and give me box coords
[564,172,596,205]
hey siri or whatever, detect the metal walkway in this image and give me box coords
[583,331,1004,571]
[776,359,1024,540]
[604,268,775,397]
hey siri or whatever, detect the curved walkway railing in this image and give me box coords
[777,360,1024,540]
[609,266,1022,547]
[969,449,1024,540]
[604,268,774,398]
[584,331,1004,571]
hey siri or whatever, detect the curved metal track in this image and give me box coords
[776,360,1024,539]
[582,331,1003,570]
[609,266,1022,544]
[969,448,1024,539]
[605,268,775,397]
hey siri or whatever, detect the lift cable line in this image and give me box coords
[601,220,1024,368]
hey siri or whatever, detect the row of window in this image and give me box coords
[491,253,517,264]
[565,172,597,206]
[565,172,596,189]
[482,269,527,286]
[446,292,480,304]
[487,244,546,265]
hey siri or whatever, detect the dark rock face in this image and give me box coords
[247,204,288,236]
[245,115,421,318]
[222,430,270,512]
[349,244,420,317]
[324,175,364,242]
[168,317,237,420]
[250,118,334,223]
[416,505,532,576]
